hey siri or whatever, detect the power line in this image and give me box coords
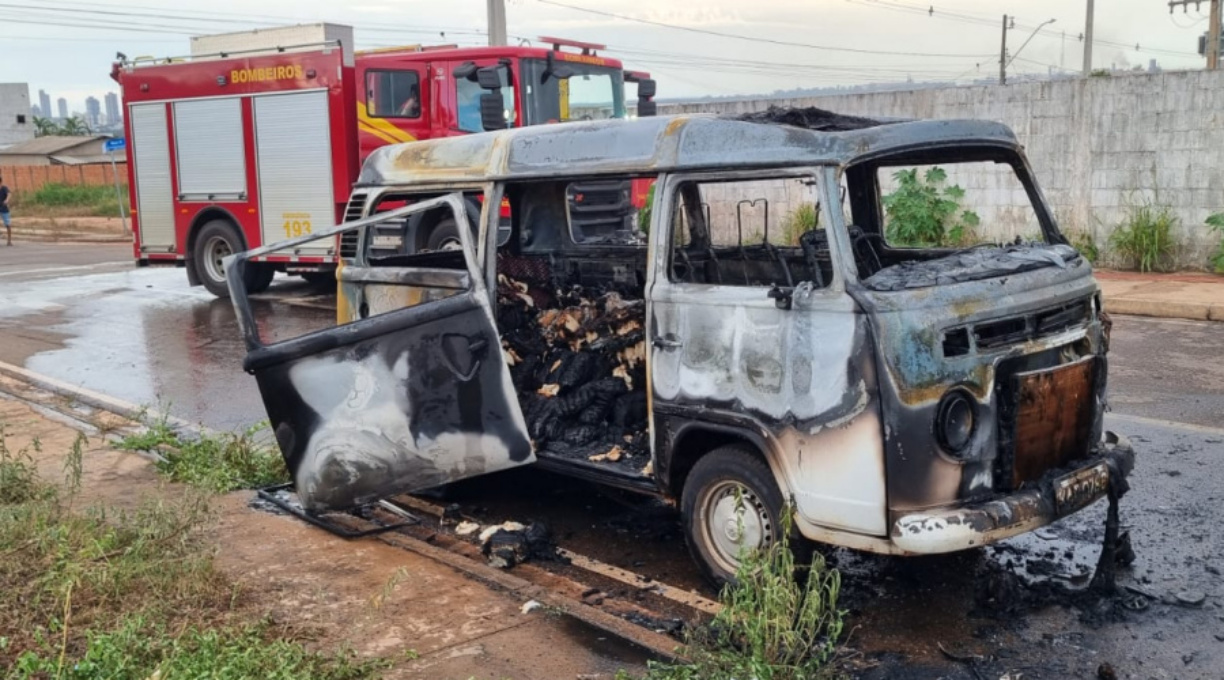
[848,0,1201,58]
[536,0,996,58]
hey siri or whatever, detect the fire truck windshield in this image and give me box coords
[521,59,626,126]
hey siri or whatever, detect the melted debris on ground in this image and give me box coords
[497,275,649,473]
[478,520,568,569]
[734,105,883,131]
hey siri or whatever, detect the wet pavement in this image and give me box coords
[1,244,1222,678]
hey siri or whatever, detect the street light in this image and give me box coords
[1007,18,1057,69]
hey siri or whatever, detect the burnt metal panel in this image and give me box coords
[1008,357,1097,486]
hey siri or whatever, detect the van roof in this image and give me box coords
[355,112,1021,187]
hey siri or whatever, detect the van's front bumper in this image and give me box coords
[889,432,1134,554]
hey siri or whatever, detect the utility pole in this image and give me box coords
[1061,30,1067,71]
[1000,14,1009,85]
[1169,0,1221,70]
[1083,0,1095,75]
[1210,0,1222,69]
[487,0,508,47]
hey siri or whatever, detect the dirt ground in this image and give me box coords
[0,394,653,679]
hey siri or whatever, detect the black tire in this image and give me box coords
[425,217,462,252]
[300,271,334,287]
[681,445,807,586]
[192,220,247,298]
[247,264,275,294]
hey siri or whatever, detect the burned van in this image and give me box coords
[227,111,1134,584]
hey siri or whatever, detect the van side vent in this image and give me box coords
[338,193,367,259]
[942,328,971,357]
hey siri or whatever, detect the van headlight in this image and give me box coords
[936,389,976,455]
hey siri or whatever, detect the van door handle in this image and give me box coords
[652,335,682,350]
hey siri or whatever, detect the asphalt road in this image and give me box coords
[0,243,1220,678]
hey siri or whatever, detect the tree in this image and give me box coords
[32,116,60,137]
[60,116,91,136]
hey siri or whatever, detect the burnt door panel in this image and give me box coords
[228,194,533,512]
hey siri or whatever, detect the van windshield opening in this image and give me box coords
[844,151,1079,291]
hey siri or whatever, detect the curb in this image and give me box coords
[1103,297,1224,322]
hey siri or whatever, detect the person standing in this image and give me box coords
[0,176,10,246]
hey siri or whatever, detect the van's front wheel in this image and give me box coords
[681,445,789,586]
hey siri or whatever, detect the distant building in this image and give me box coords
[104,92,120,126]
[31,104,41,117]
[57,98,67,120]
[0,134,113,165]
[0,83,34,149]
[38,90,51,119]
[84,96,101,129]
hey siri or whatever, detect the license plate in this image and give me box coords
[371,235,403,249]
[1054,463,1109,514]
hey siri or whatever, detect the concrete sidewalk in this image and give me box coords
[1096,271,1224,322]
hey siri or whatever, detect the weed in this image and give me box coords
[1,437,384,678]
[881,167,980,247]
[1110,202,1177,272]
[638,183,656,235]
[12,183,128,219]
[636,512,845,680]
[9,617,387,680]
[782,203,820,246]
[1204,212,1224,274]
[117,416,287,493]
[1066,230,1100,264]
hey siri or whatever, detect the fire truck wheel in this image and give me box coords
[681,445,812,586]
[247,264,275,294]
[425,218,463,252]
[194,220,249,297]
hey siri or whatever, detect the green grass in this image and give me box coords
[628,512,846,680]
[12,183,129,219]
[1110,202,1177,272]
[0,423,385,679]
[1205,212,1224,274]
[1066,230,1100,264]
[117,414,288,493]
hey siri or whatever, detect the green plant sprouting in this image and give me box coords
[881,167,980,247]
[1110,202,1177,273]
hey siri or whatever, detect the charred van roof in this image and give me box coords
[356,112,1020,187]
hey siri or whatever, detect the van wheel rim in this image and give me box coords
[700,480,773,575]
[202,236,232,283]
[438,236,462,251]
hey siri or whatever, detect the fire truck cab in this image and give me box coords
[114,28,655,297]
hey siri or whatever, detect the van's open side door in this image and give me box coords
[226,193,533,512]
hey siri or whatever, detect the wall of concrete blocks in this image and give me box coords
[660,70,1224,269]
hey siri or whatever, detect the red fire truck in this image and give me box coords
[112,33,656,296]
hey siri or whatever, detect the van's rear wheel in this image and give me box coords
[681,445,792,586]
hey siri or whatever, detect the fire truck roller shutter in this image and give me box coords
[129,103,176,253]
[174,98,246,201]
[253,90,335,258]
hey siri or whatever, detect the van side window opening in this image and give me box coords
[366,70,421,119]
[668,177,833,289]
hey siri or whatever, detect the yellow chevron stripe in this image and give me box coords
[356,104,417,144]
[358,120,401,145]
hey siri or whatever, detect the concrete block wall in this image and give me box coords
[660,70,1224,269]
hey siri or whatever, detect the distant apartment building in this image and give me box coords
[57,97,68,120]
[1,83,34,149]
[84,96,101,129]
[38,89,51,119]
[104,92,120,126]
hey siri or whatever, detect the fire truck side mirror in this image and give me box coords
[476,66,503,90]
[636,78,657,99]
[637,100,658,117]
[480,93,508,131]
[453,62,478,81]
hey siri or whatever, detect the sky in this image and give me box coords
[2,0,1216,115]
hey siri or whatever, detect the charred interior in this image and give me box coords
[496,179,652,476]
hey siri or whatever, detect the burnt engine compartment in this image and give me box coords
[496,253,650,475]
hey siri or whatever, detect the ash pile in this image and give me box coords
[497,274,649,472]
